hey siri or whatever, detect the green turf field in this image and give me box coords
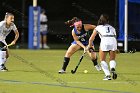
[0,49,139,93]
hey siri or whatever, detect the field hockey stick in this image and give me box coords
[71,52,86,74]
[2,43,13,50]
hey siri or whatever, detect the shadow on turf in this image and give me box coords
[7,70,38,73]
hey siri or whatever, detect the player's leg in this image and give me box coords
[0,41,8,71]
[99,49,111,80]
[42,31,49,49]
[109,50,117,79]
[1,49,9,71]
[58,44,81,73]
[87,46,101,71]
[40,33,43,48]
[0,50,7,71]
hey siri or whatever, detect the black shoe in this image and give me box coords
[0,65,8,71]
[111,68,117,80]
[0,68,8,71]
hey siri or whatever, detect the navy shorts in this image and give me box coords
[40,31,48,35]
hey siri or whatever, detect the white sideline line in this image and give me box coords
[0,79,135,93]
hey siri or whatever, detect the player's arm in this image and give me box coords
[10,30,19,45]
[72,30,85,49]
[88,29,97,47]
[84,24,96,31]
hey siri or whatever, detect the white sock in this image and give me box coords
[109,60,116,69]
[0,58,3,69]
[3,58,7,64]
[100,61,110,76]
[0,51,6,69]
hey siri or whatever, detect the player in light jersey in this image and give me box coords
[40,9,50,49]
[88,14,117,80]
[0,12,19,71]
[58,17,101,74]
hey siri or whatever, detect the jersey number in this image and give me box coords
[80,38,85,41]
[106,27,110,33]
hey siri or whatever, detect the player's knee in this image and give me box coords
[65,51,73,57]
[88,47,95,53]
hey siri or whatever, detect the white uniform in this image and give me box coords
[0,21,17,70]
[0,21,17,45]
[95,24,117,51]
[40,14,48,32]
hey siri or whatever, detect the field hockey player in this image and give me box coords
[0,12,19,71]
[58,17,101,74]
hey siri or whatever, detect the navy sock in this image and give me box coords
[62,57,70,71]
[92,57,98,66]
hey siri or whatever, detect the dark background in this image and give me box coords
[0,0,118,48]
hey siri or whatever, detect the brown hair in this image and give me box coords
[65,17,81,27]
[97,14,109,25]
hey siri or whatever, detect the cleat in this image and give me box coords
[103,75,111,80]
[58,69,66,74]
[0,67,8,72]
[111,68,117,80]
[44,45,50,49]
[95,65,102,71]
[0,64,8,72]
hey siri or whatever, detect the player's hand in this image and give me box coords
[84,47,87,54]
[86,46,94,53]
[10,41,16,46]
[86,46,90,51]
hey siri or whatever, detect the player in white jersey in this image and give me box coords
[0,12,19,71]
[87,14,117,80]
[40,9,50,49]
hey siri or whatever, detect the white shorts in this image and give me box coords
[100,37,117,51]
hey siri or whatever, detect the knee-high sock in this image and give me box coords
[109,60,116,69]
[100,61,110,76]
[0,51,6,68]
[92,58,98,66]
[62,57,70,71]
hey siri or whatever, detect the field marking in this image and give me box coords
[0,78,136,93]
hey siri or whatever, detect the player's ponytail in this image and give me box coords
[65,17,81,27]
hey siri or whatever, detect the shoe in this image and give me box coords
[44,45,50,49]
[111,68,117,80]
[40,44,42,48]
[95,65,102,71]
[0,66,8,72]
[58,69,66,74]
[0,64,8,71]
[103,75,111,80]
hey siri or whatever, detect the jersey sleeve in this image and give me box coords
[95,26,100,33]
[113,28,116,36]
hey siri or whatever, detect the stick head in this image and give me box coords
[71,70,76,74]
